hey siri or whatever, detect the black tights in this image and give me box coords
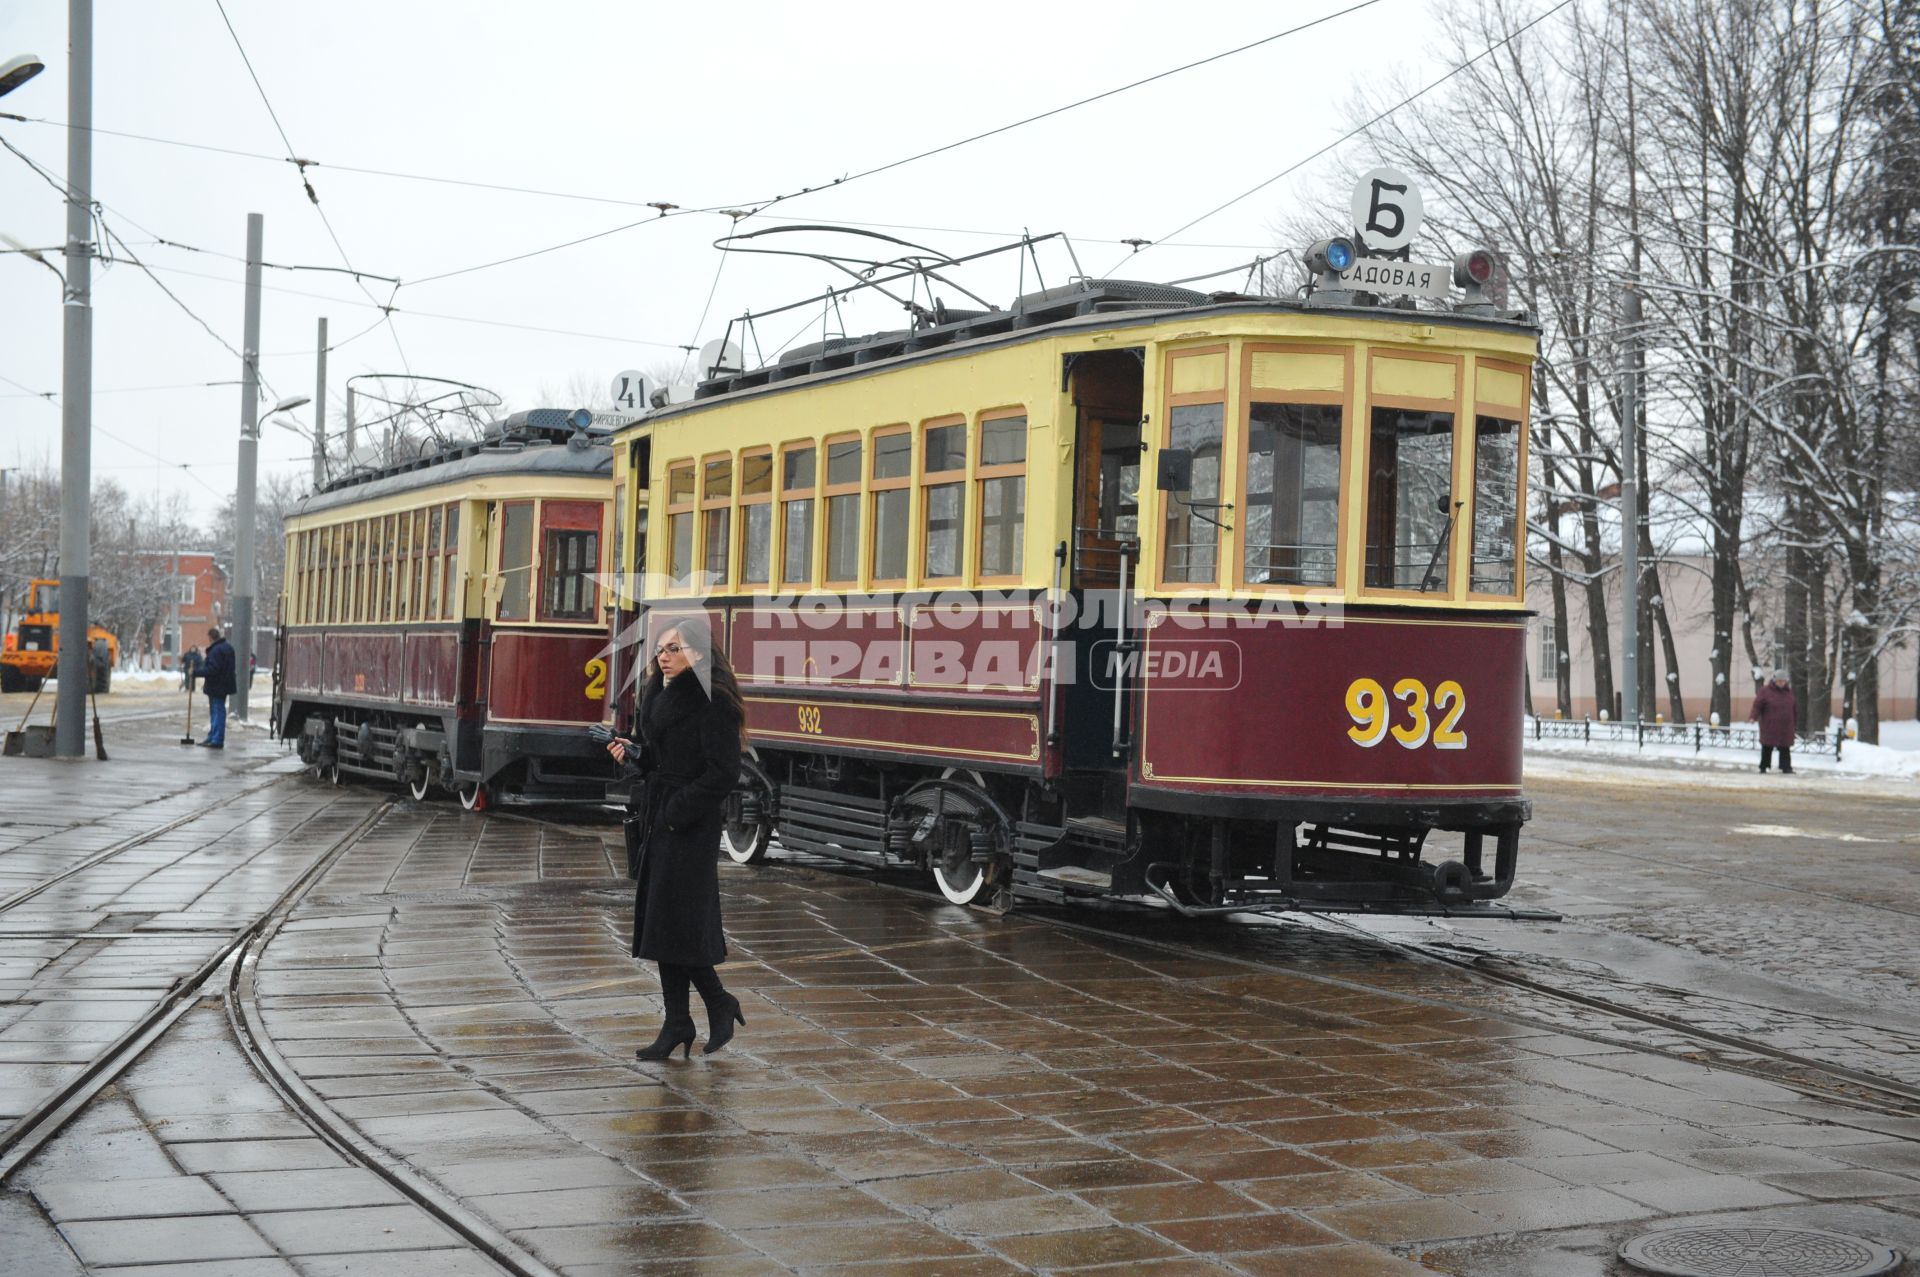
[656,962,725,1025]
[1760,744,1793,773]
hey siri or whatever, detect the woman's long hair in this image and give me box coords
[639,613,750,746]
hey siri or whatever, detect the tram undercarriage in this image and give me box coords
[723,749,1544,920]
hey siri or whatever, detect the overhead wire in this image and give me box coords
[1108,0,1578,274]
[211,0,411,375]
[401,1,1385,288]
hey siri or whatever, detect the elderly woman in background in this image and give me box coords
[1749,668,1798,776]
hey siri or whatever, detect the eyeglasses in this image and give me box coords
[655,642,685,657]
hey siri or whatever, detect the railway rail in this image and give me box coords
[738,835,1920,1120]
[0,792,395,1180]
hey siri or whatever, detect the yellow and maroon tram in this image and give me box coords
[275,411,618,808]
[609,252,1539,915]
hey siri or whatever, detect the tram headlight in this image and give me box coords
[1304,237,1357,276]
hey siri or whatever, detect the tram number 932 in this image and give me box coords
[1345,677,1467,750]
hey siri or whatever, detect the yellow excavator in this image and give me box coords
[1,579,117,693]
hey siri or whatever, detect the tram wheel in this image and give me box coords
[1165,860,1224,908]
[721,759,774,865]
[322,761,342,787]
[721,816,771,865]
[931,818,995,906]
[407,769,432,802]
[457,781,489,812]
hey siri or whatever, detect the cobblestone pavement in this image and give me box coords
[225,802,1920,1274]
[1335,772,1920,1092]
[4,1001,504,1276]
[4,732,1919,1274]
[0,717,369,1131]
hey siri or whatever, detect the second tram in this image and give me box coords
[275,412,618,807]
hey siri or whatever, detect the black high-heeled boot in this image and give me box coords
[689,966,745,1055]
[638,964,696,1061]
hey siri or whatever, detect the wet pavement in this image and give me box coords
[1,717,1917,1274]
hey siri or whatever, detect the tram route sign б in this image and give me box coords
[1350,165,1423,254]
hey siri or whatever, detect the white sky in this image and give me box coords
[0,0,1449,521]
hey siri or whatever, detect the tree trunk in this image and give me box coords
[1784,505,1811,733]
[1711,546,1740,727]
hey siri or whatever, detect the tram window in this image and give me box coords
[701,455,732,590]
[384,514,400,622]
[441,505,460,619]
[1471,415,1521,594]
[780,445,817,588]
[1243,403,1341,587]
[352,521,364,622]
[426,507,443,620]
[343,523,356,623]
[977,413,1026,580]
[1161,403,1223,584]
[1365,407,1456,592]
[921,420,966,581]
[412,509,430,621]
[396,511,414,621]
[738,451,773,587]
[870,429,910,585]
[824,436,862,586]
[666,462,695,589]
[497,501,535,621]
[611,484,627,606]
[539,501,600,622]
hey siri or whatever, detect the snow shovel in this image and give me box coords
[4,684,54,758]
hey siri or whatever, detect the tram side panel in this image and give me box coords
[1126,606,1530,904]
[482,625,617,794]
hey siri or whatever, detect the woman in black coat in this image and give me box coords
[608,615,748,1060]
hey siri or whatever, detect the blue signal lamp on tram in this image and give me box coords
[1302,236,1359,305]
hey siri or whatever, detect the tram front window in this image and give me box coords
[1244,403,1340,587]
[1365,408,1455,592]
[1161,403,1222,584]
[1472,415,1521,593]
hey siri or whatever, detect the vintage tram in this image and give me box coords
[274,411,619,808]
[609,243,1539,916]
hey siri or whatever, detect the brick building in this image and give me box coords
[140,552,228,671]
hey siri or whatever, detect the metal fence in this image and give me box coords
[1527,716,1842,759]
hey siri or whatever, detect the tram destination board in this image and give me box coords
[1337,257,1450,299]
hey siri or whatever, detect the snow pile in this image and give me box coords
[1523,716,1920,785]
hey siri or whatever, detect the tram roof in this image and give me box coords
[638,281,1539,427]
[294,412,612,517]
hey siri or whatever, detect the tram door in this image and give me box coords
[455,499,493,774]
[1064,349,1144,774]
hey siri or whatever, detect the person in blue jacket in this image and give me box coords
[199,627,236,749]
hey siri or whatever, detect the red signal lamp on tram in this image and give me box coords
[1453,248,1499,312]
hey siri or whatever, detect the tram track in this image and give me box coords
[0,795,395,1181]
[0,769,287,915]
[700,837,1920,1122]
[225,816,560,1277]
[1077,904,1920,1116]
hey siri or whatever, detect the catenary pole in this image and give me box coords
[1620,280,1642,725]
[314,317,328,488]
[54,0,94,757]
[231,213,263,723]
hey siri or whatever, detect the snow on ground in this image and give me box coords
[1523,716,1920,793]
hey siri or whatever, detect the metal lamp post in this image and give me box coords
[5,25,91,759]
